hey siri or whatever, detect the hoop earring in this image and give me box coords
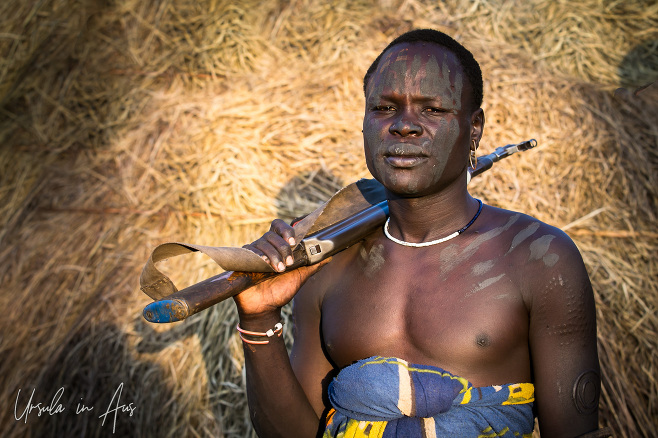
[470,140,478,170]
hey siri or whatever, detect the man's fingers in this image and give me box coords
[233,257,333,318]
[243,235,290,272]
[271,219,296,246]
[299,258,332,278]
[243,219,297,272]
[242,244,267,259]
[263,231,294,270]
[261,257,332,294]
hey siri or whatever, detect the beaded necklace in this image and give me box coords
[384,199,483,247]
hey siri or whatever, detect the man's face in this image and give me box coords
[363,42,477,197]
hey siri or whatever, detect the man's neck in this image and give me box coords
[385,175,479,244]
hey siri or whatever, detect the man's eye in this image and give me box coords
[373,105,395,112]
[425,107,448,114]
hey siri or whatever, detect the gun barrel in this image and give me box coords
[469,139,536,179]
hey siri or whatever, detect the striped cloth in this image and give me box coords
[323,356,534,438]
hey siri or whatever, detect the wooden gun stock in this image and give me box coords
[143,201,389,323]
[143,139,537,323]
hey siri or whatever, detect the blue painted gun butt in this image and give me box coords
[143,270,274,323]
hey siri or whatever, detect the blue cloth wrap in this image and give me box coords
[323,356,535,438]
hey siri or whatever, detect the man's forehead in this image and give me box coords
[366,41,466,110]
[376,42,461,75]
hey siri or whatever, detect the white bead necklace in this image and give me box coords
[383,199,483,247]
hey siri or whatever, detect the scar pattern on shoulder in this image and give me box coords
[439,214,520,277]
[573,370,600,415]
[529,234,560,267]
[505,222,540,255]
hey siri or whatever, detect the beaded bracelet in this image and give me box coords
[236,321,284,345]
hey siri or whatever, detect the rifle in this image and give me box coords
[143,139,537,324]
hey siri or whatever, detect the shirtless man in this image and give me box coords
[233,29,601,437]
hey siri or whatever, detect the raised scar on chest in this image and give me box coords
[471,259,495,276]
[360,244,385,277]
[466,274,506,297]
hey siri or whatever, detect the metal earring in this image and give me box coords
[470,141,477,169]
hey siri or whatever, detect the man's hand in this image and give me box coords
[234,219,330,320]
[243,219,297,273]
[233,260,329,320]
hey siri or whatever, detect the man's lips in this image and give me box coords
[383,144,428,168]
[384,155,427,168]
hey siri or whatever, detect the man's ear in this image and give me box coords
[470,108,485,149]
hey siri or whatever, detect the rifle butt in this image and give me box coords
[143,270,274,323]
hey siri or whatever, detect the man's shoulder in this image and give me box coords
[482,204,591,296]
[294,238,367,304]
[483,203,579,254]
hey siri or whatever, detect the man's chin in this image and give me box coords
[377,177,432,198]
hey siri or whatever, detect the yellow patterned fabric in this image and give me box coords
[323,357,534,438]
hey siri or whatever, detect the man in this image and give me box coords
[233,29,602,437]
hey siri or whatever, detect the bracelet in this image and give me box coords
[236,321,284,345]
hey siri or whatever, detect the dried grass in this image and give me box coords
[1,0,656,436]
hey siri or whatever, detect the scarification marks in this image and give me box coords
[529,235,554,260]
[360,244,386,278]
[467,274,506,296]
[506,222,540,255]
[528,234,559,267]
[471,260,495,276]
[536,275,594,347]
[572,370,600,414]
[439,215,520,277]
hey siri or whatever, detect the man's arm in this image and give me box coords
[290,269,337,417]
[233,219,332,437]
[235,266,326,437]
[526,229,601,437]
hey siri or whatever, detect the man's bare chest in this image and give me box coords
[319,239,530,380]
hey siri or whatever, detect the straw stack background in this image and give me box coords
[1,0,655,436]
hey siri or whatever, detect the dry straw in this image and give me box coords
[1,0,656,436]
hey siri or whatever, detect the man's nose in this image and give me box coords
[389,111,422,136]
